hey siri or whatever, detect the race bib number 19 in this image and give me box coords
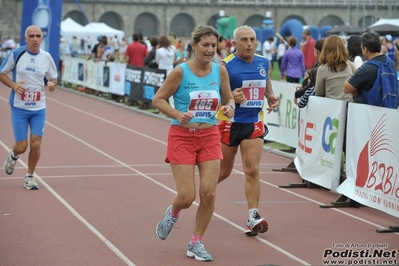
[240,80,266,108]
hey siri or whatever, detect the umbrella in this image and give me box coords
[367,24,399,35]
[325,25,364,35]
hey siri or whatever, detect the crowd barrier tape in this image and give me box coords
[294,96,347,193]
[337,103,399,218]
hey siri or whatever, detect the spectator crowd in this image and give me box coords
[56,27,399,112]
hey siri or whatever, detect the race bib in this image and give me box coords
[240,80,266,108]
[21,86,41,102]
[187,90,219,119]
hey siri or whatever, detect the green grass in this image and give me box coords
[264,141,295,153]
[270,61,281,81]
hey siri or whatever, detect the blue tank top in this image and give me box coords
[217,53,269,123]
[385,45,396,62]
[171,62,221,125]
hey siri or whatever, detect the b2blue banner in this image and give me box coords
[20,0,63,67]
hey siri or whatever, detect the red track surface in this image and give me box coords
[1,84,398,266]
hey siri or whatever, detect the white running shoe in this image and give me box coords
[245,210,268,236]
[24,176,39,190]
[187,241,213,262]
[4,151,18,175]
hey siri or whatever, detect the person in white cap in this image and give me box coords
[381,34,399,70]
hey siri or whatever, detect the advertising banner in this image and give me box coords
[21,0,63,67]
[126,65,144,101]
[141,67,167,101]
[109,63,126,96]
[126,65,167,102]
[294,96,347,192]
[264,80,299,148]
[94,61,107,92]
[337,103,399,218]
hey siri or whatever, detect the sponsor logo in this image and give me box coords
[198,92,212,98]
[248,81,262,87]
[257,63,267,77]
[195,111,212,117]
[246,101,262,106]
[355,114,399,200]
[125,69,141,83]
[322,117,339,155]
[143,71,165,87]
[298,118,315,154]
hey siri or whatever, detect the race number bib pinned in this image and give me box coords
[21,86,41,102]
[240,80,266,108]
[187,90,219,119]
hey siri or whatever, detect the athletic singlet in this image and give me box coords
[385,45,396,62]
[217,53,269,123]
[171,62,221,125]
[0,46,58,110]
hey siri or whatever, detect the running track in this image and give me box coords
[0,84,398,266]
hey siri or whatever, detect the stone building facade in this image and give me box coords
[0,0,397,42]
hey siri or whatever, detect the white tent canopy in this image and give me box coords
[60,18,87,43]
[83,22,125,44]
[83,22,124,40]
[60,18,125,45]
[369,18,399,28]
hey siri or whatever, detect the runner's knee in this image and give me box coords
[14,141,28,154]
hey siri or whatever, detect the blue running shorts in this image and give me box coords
[11,106,46,141]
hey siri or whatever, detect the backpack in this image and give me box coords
[362,56,399,109]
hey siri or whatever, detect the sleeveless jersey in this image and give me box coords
[171,62,221,125]
[385,45,396,62]
[217,53,269,123]
[0,46,57,110]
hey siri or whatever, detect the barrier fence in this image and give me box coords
[62,58,168,104]
[337,103,399,219]
[53,57,399,229]
[294,96,347,193]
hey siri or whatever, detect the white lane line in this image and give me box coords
[0,141,136,266]
[5,163,284,170]
[0,173,173,180]
[0,171,277,181]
